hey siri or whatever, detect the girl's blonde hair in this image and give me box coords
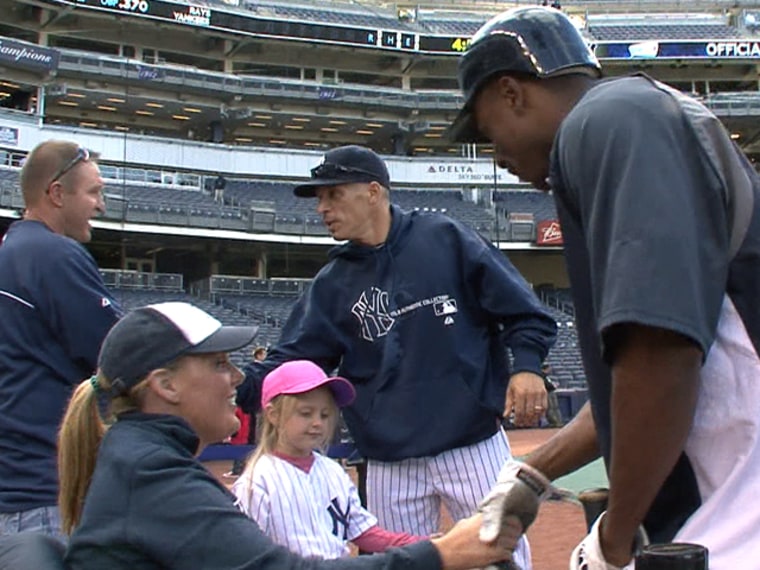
[238,390,339,502]
[57,370,151,535]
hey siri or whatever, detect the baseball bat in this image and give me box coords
[577,487,609,532]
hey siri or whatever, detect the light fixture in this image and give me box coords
[329,120,347,125]
[107,97,126,103]
[146,102,164,108]
[58,101,79,107]
[247,122,267,127]
[320,127,339,132]
[284,125,304,130]
[292,117,311,123]
[135,110,154,116]
[183,107,203,113]
[97,105,117,112]
[356,130,373,135]
[172,115,191,120]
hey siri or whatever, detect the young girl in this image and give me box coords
[232,360,424,559]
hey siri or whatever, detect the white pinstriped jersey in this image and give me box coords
[232,452,376,559]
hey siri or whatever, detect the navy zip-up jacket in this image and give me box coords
[65,413,441,570]
[240,206,556,461]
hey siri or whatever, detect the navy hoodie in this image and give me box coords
[240,206,556,461]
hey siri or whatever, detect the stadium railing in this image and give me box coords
[99,269,184,291]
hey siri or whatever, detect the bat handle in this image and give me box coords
[577,487,609,533]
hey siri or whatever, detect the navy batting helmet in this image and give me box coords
[450,7,601,143]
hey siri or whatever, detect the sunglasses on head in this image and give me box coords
[310,162,376,180]
[50,147,92,185]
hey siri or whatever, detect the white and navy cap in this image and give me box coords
[99,302,258,396]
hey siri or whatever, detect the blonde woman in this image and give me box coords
[58,302,520,570]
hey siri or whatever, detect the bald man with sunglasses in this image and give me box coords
[0,140,122,541]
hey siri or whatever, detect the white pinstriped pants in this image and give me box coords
[366,429,531,570]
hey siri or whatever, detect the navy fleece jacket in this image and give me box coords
[240,206,556,460]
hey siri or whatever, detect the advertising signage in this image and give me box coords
[595,40,760,61]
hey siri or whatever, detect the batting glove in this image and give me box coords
[478,460,554,543]
[569,512,649,570]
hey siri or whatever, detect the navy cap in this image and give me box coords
[294,145,391,197]
[99,302,258,396]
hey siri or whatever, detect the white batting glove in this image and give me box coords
[569,512,648,570]
[479,460,553,543]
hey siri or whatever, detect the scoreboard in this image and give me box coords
[66,0,419,51]
[59,0,472,54]
[47,0,760,60]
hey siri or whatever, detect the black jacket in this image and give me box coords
[65,413,441,570]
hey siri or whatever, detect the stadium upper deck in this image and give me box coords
[2,0,760,158]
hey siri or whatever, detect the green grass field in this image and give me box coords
[515,454,608,495]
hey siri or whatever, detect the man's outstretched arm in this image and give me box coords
[598,324,701,566]
[525,400,600,481]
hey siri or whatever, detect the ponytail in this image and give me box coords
[58,371,148,534]
[57,373,108,535]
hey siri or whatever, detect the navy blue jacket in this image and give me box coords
[240,206,556,460]
[0,220,122,512]
[65,413,441,570]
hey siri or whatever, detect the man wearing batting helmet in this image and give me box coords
[451,6,760,569]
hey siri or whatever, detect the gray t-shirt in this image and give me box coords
[550,74,760,545]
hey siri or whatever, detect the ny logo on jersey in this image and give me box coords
[351,287,395,342]
[327,498,350,539]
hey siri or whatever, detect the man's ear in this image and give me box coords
[494,74,528,113]
[367,181,381,203]
[367,181,389,204]
[146,368,181,405]
[47,181,65,208]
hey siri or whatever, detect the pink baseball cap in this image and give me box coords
[261,360,356,408]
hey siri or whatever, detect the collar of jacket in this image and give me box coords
[116,412,201,455]
[328,204,413,261]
